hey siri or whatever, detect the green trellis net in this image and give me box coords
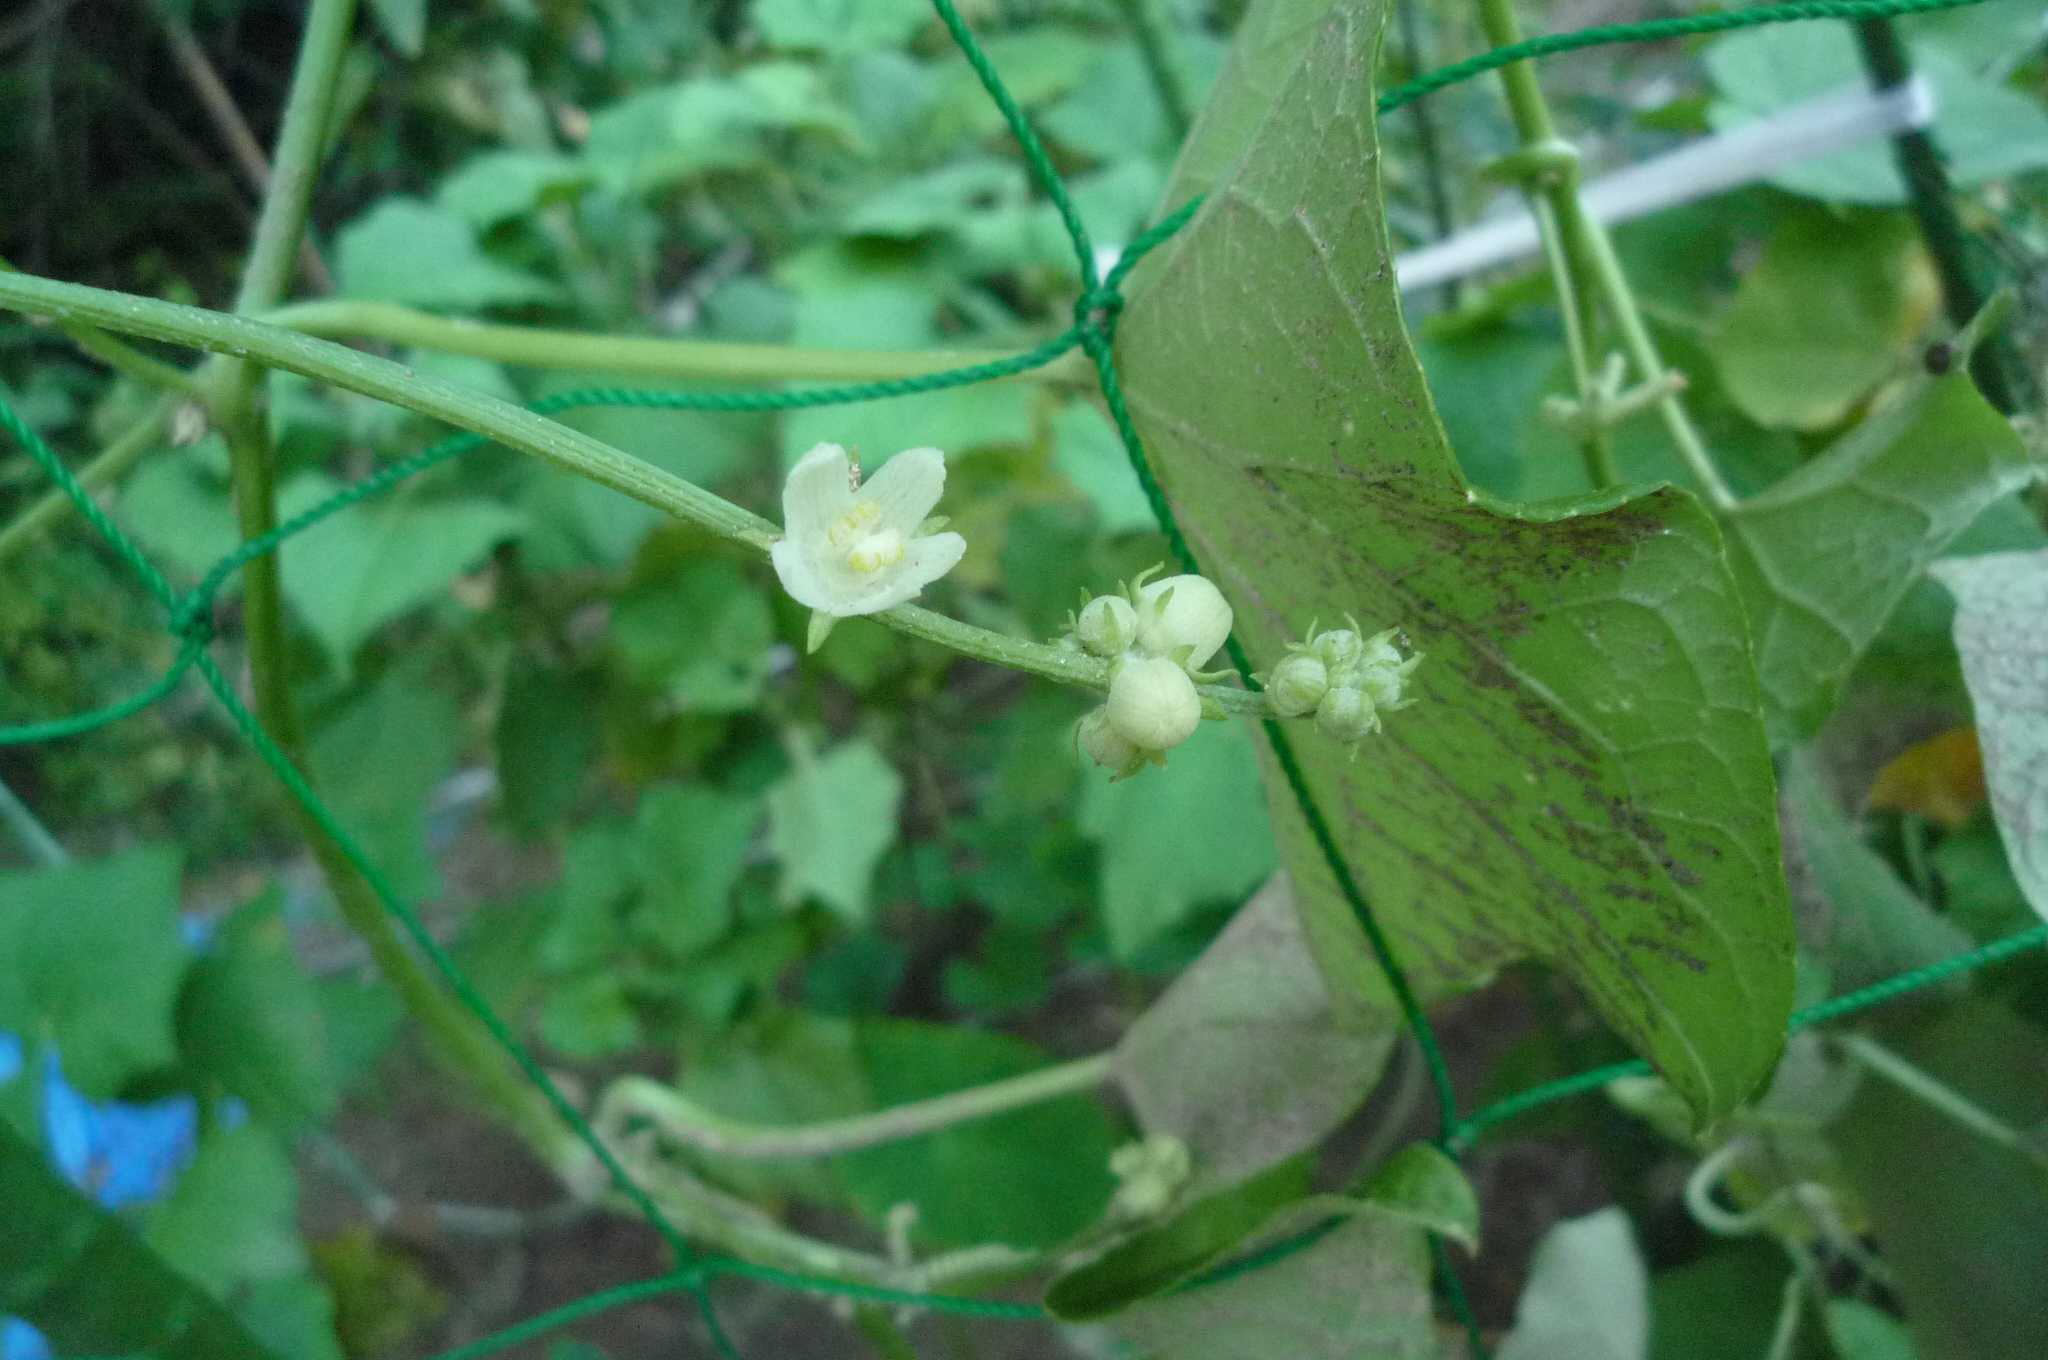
[1,0,2043,1355]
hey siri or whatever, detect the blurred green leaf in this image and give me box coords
[1826,1301,1919,1360]
[1835,1001,2048,1360]
[1358,1142,1478,1251]
[537,973,642,1058]
[541,819,635,973]
[1649,1241,1812,1360]
[1046,1156,1313,1321]
[1721,348,2037,743]
[1081,721,1274,963]
[1710,208,1933,430]
[583,65,857,195]
[496,664,600,836]
[310,670,459,905]
[843,158,1026,239]
[435,150,593,230]
[366,0,426,58]
[237,1276,346,1360]
[753,0,930,56]
[1931,549,2048,924]
[1121,0,1792,1124]
[0,1119,283,1359]
[632,783,761,956]
[176,892,336,1129]
[277,470,525,670]
[1782,755,1973,997]
[335,199,564,309]
[1707,26,2048,204]
[1052,398,1159,535]
[839,1019,1117,1247]
[925,30,1102,144]
[680,1012,1117,1245]
[143,1125,304,1295]
[802,932,907,1015]
[611,559,774,714]
[1497,1209,1648,1360]
[1114,876,1392,1189]
[1104,1200,1438,1360]
[1931,821,2036,942]
[766,738,904,925]
[0,845,185,1099]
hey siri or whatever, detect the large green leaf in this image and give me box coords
[1718,355,2038,743]
[1497,1209,1649,1360]
[1103,1200,1439,1360]
[0,846,187,1099]
[1113,875,1394,1191]
[0,1119,283,1360]
[1116,0,1791,1122]
[1931,549,2048,923]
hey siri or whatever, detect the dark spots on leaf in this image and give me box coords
[1626,935,1709,974]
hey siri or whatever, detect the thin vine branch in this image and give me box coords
[0,270,1272,718]
[598,1053,1115,1161]
[265,298,1092,386]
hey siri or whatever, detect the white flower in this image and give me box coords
[1105,655,1202,752]
[769,443,966,641]
[1135,573,1233,670]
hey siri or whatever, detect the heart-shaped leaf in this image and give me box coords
[1116,0,1793,1123]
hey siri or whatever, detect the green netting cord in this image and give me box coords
[0,0,2030,1355]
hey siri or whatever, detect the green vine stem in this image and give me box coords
[1,255,200,394]
[0,270,1274,719]
[265,298,1093,387]
[0,396,174,565]
[179,0,573,1156]
[598,1053,1114,1162]
[1839,1033,2048,1163]
[1474,0,1736,509]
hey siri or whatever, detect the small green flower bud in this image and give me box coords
[1356,628,1421,710]
[1077,706,1145,778]
[1076,593,1140,657]
[1107,655,1202,752]
[1136,574,1233,670]
[1312,627,1366,683]
[1267,651,1329,717]
[1315,685,1378,743]
[1109,1134,1193,1220]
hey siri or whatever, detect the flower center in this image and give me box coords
[827,499,882,549]
[845,529,906,574]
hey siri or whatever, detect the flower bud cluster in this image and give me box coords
[1108,1134,1192,1221]
[1066,567,1234,780]
[1263,619,1420,752]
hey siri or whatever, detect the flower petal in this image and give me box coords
[770,537,836,611]
[860,446,947,536]
[783,443,855,537]
[822,531,966,615]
